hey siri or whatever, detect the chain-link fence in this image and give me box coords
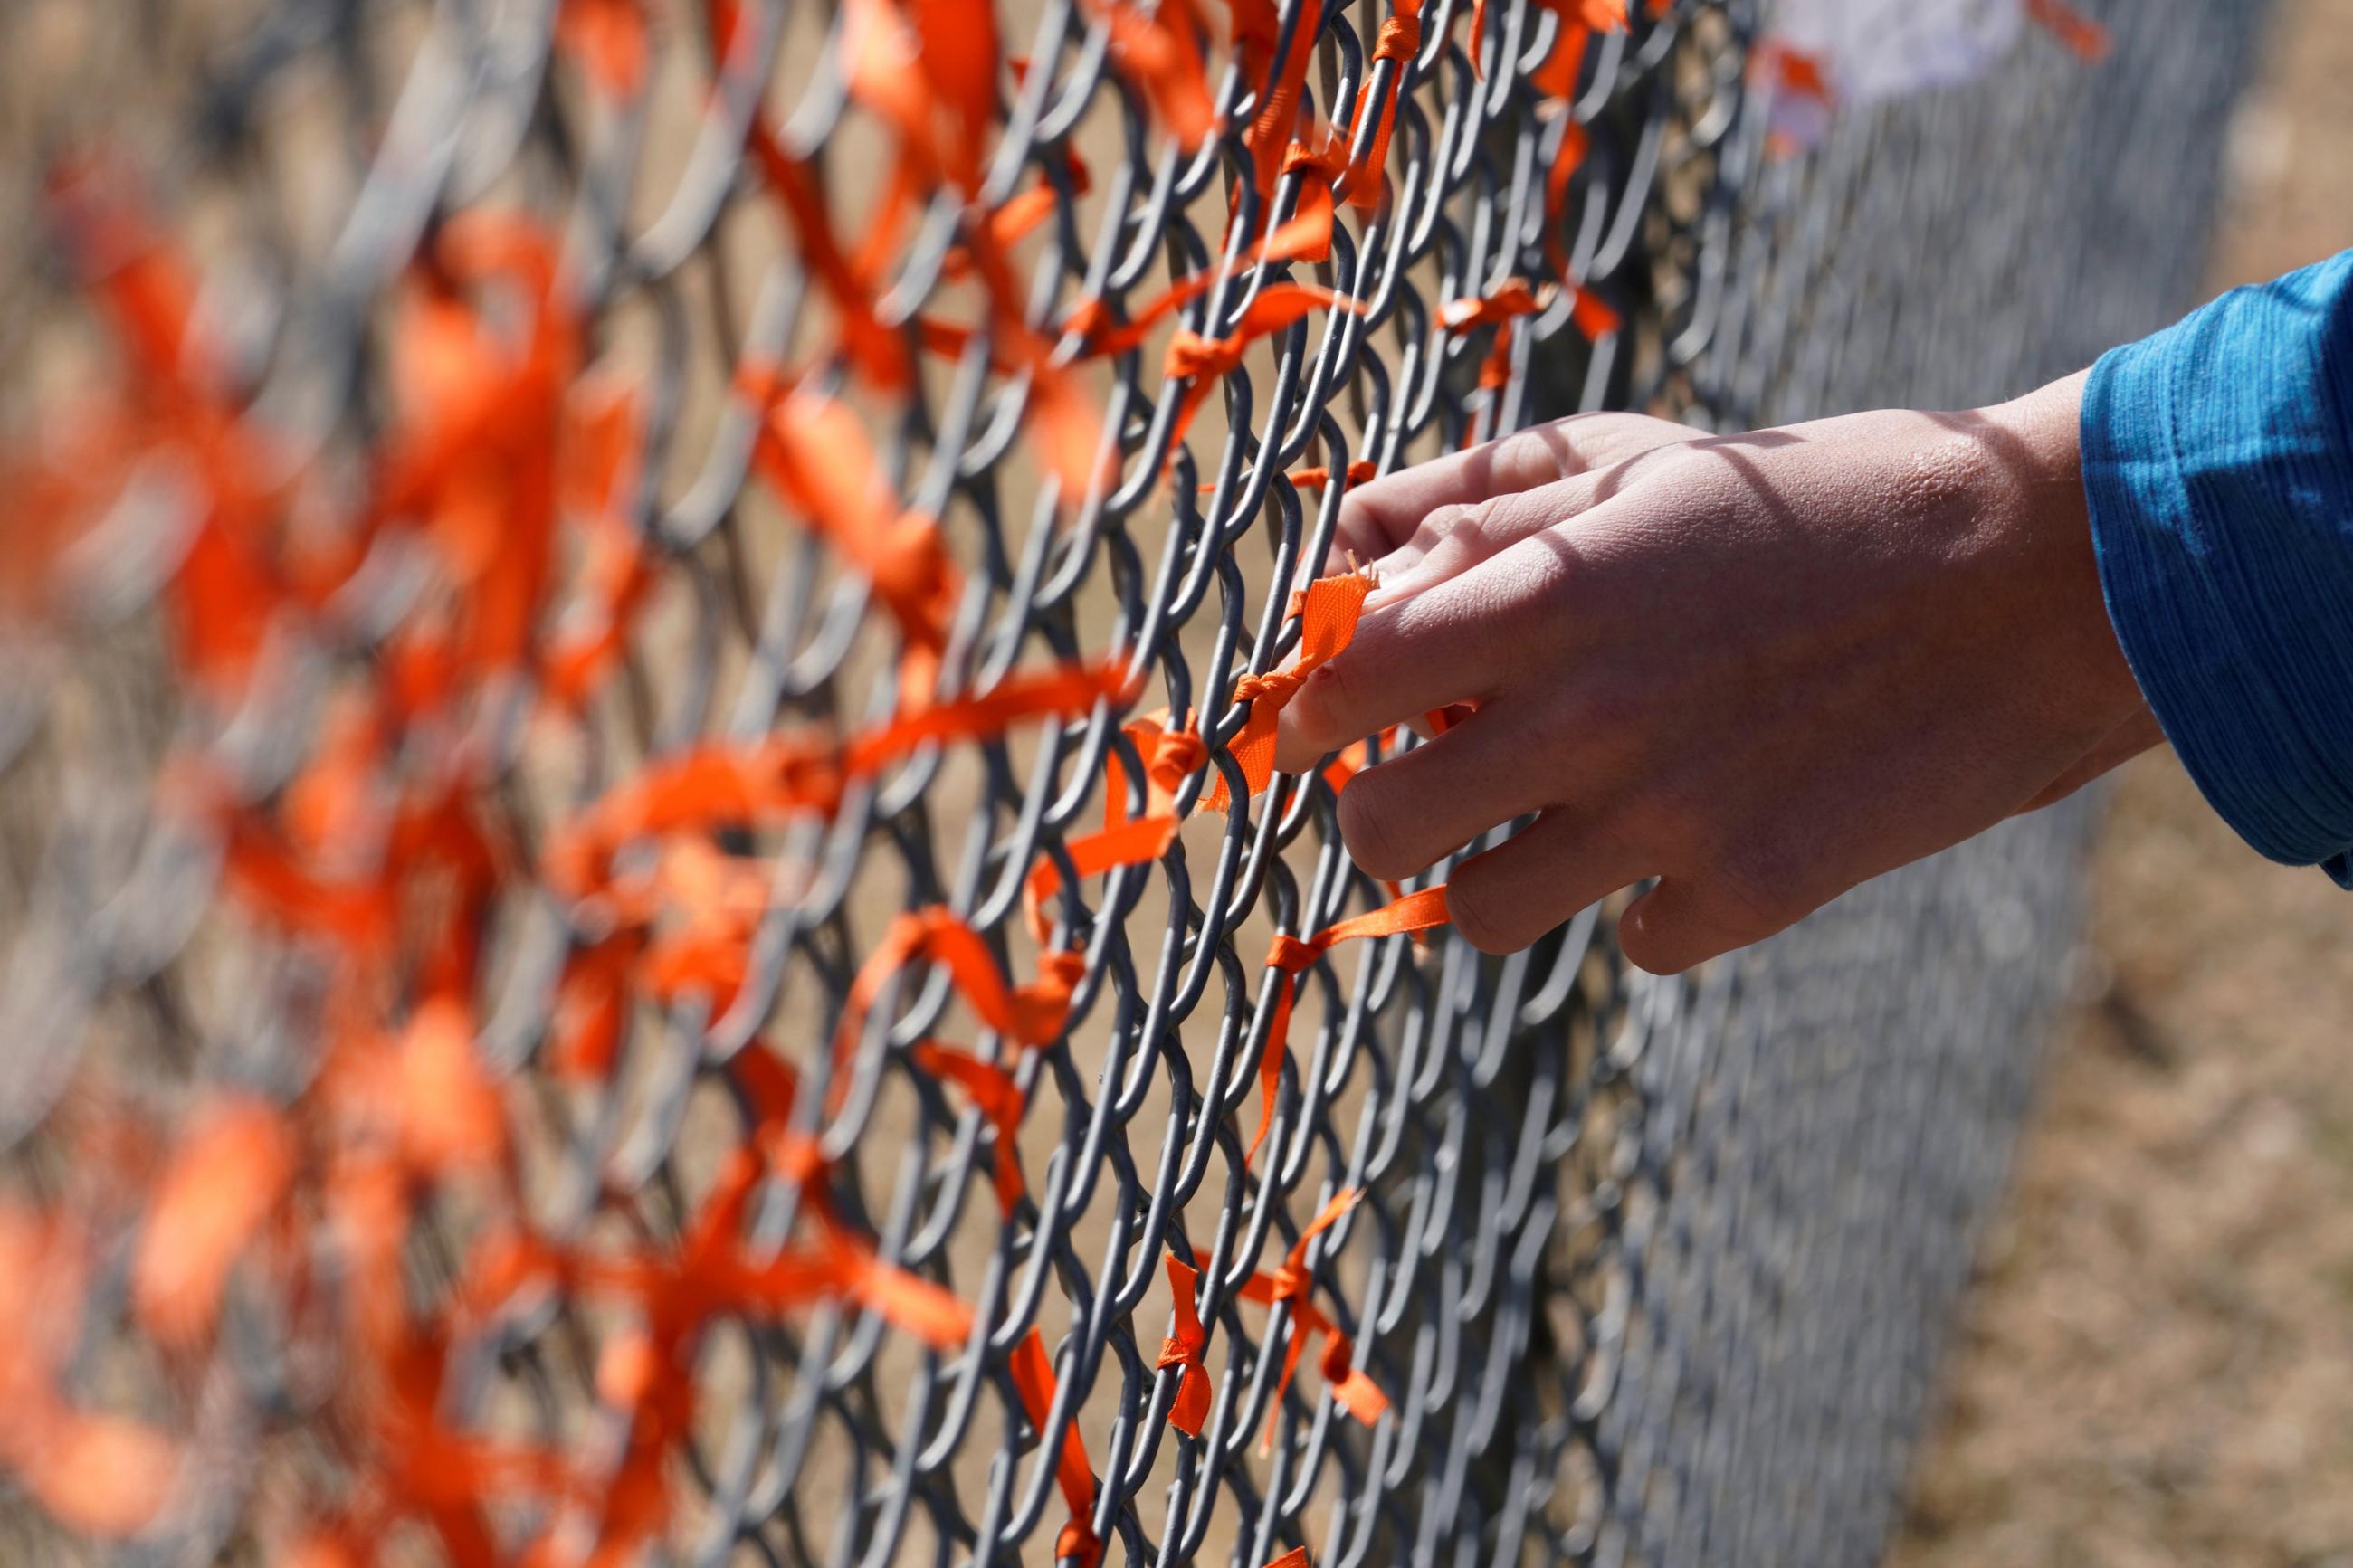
[0,0,2263,1564]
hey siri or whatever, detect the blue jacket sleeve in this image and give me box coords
[2082,249,2353,886]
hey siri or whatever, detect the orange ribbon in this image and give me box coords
[942,151,1094,281]
[1444,277,1545,392]
[1018,571,1379,957]
[843,659,1129,774]
[909,1043,1031,1214]
[546,659,1122,905]
[1165,284,1366,454]
[835,908,1085,1065]
[543,372,654,709]
[536,660,1121,1108]
[1023,812,1188,940]
[1009,1328,1100,1566]
[2024,0,2112,62]
[712,0,919,391]
[825,908,1087,1202]
[1095,0,1217,150]
[0,1214,180,1538]
[1444,276,1617,396]
[1019,559,1386,953]
[1233,1188,1393,1449]
[1244,0,1328,201]
[1157,1253,1217,1436]
[1067,201,1346,362]
[556,0,649,94]
[1338,0,1424,207]
[462,1138,975,1562]
[750,386,959,707]
[1024,710,1205,938]
[1543,115,1592,277]
[1205,572,1374,813]
[1472,0,1627,83]
[131,1097,296,1349]
[1201,458,1376,495]
[1529,0,1629,97]
[40,167,296,693]
[1224,0,1281,94]
[1253,887,1452,1165]
[1157,1193,1394,1449]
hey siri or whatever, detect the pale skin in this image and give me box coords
[1271,370,2162,974]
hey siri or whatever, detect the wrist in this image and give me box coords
[1977,370,2149,727]
[1980,369,2091,532]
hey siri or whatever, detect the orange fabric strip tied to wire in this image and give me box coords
[1024,568,1376,940]
[1024,709,1205,940]
[1157,1190,1393,1449]
[834,908,1085,1067]
[1251,887,1452,1165]
[1337,0,1424,207]
[1157,1251,1217,1435]
[1204,570,1375,813]
[1200,458,1377,495]
[1164,283,1367,456]
[828,906,1088,1210]
[1009,1328,1101,1566]
[1235,1189,1391,1450]
[545,657,1123,916]
[907,1042,1031,1214]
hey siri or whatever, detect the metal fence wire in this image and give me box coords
[0,0,2264,1564]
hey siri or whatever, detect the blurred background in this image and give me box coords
[1892,5,2353,1561]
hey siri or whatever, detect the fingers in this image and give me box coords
[1445,811,1647,955]
[1331,705,1554,881]
[1272,546,1557,773]
[1329,431,1576,568]
[1445,823,1805,966]
[1617,874,1790,975]
[1329,413,1697,572]
[1358,480,1575,609]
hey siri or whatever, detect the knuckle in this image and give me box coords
[1547,413,1690,472]
[1409,501,1477,554]
[1615,824,1813,975]
[1611,794,1699,859]
[1333,495,1389,559]
[1556,676,1635,747]
[1620,440,1710,497]
[1496,531,1587,626]
[1713,839,1811,936]
[1457,546,1558,644]
[1468,489,1543,550]
[1337,774,1420,881]
[1443,876,1520,955]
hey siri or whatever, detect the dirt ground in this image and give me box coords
[1887,5,2353,1563]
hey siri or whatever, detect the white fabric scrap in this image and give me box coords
[1767,0,2029,106]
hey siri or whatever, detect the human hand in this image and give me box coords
[1272,374,2157,973]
